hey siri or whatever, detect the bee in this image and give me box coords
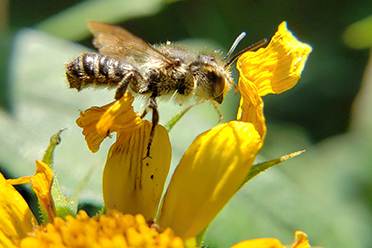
[66,21,266,157]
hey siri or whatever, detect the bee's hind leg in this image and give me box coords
[139,108,148,119]
[114,70,143,100]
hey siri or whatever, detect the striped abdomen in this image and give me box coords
[66,53,136,91]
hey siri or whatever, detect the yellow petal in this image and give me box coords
[103,121,172,222]
[31,161,56,223]
[76,105,112,153]
[0,173,36,246]
[157,121,262,239]
[236,77,266,139]
[97,93,142,133]
[8,161,56,223]
[230,231,311,248]
[237,21,313,97]
[230,238,285,248]
[76,93,142,153]
[292,231,311,248]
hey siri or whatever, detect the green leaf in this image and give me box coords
[238,150,306,191]
[344,15,372,49]
[35,0,166,41]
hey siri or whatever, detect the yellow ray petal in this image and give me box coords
[76,105,111,153]
[97,93,142,133]
[76,93,142,153]
[157,121,262,239]
[31,160,56,223]
[230,231,311,248]
[292,231,311,248]
[230,238,285,248]
[236,77,266,138]
[9,160,56,223]
[0,173,36,246]
[103,121,172,222]
[237,21,312,97]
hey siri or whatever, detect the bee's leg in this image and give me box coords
[114,72,133,100]
[212,101,224,121]
[114,70,145,100]
[139,108,148,119]
[144,96,158,159]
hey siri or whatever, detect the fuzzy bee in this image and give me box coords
[66,21,266,157]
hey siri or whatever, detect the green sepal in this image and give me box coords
[238,150,306,191]
[195,226,207,247]
[41,129,76,222]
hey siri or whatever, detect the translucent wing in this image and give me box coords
[87,21,174,64]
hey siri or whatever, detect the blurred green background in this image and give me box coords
[1,0,372,247]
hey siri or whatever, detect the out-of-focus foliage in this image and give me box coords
[1,0,372,247]
[344,15,372,49]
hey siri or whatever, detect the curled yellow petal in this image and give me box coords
[236,77,266,139]
[237,21,313,97]
[97,93,142,133]
[76,93,142,153]
[103,121,171,222]
[76,105,112,153]
[0,173,36,246]
[157,121,262,239]
[292,231,311,248]
[31,160,56,223]
[8,160,56,223]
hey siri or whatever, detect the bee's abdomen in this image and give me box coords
[66,53,134,91]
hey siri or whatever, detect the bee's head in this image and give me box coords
[190,55,233,104]
[189,36,267,104]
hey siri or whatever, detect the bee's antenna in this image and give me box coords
[223,31,247,62]
[224,38,268,69]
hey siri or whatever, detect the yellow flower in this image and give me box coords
[75,21,312,241]
[0,162,193,248]
[0,166,310,248]
[0,21,312,247]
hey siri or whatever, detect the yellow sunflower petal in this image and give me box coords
[236,77,266,138]
[229,231,311,248]
[103,121,172,222]
[8,161,56,223]
[0,173,36,246]
[76,93,142,153]
[237,21,312,97]
[31,160,56,223]
[97,93,142,133]
[157,121,262,239]
[292,231,311,248]
[230,238,285,248]
[76,104,113,153]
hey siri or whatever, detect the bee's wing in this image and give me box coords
[87,21,174,64]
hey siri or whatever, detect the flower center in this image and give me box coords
[20,211,189,248]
